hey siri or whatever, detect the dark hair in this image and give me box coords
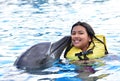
[71,21,95,40]
[71,21,108,54]
[64,21,108,58]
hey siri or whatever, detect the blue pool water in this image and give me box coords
[0,0,120,81]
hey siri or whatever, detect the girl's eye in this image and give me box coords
[71,31,84,35]
[78,32,84,34]
[71,32,76,35]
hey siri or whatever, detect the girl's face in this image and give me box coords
[71,25,91,51]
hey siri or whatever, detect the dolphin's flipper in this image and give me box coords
[14,36,71,70]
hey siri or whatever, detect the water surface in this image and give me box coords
[0,0,120,81]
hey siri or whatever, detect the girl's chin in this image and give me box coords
[73,45,80,48]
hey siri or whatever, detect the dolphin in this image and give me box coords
[14,36,71,70]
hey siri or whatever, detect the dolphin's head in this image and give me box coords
[14,36,71,71]
[14,42,52,70]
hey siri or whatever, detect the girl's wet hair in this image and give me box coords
[71,21,95,40]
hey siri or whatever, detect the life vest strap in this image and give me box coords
[75,50,93,60]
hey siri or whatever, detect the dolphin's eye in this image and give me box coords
[37,59,46,65]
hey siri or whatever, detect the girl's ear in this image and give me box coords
[89,36,92,42]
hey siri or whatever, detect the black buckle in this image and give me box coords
[75,50,93,60]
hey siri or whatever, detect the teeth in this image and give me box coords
[75,40,79,43]
[74,40,80,43]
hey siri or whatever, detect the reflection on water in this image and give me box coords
[0,0,120,81]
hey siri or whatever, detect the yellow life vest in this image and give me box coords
[65,35,108,61]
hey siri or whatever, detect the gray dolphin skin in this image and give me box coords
[14,36,71,70]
